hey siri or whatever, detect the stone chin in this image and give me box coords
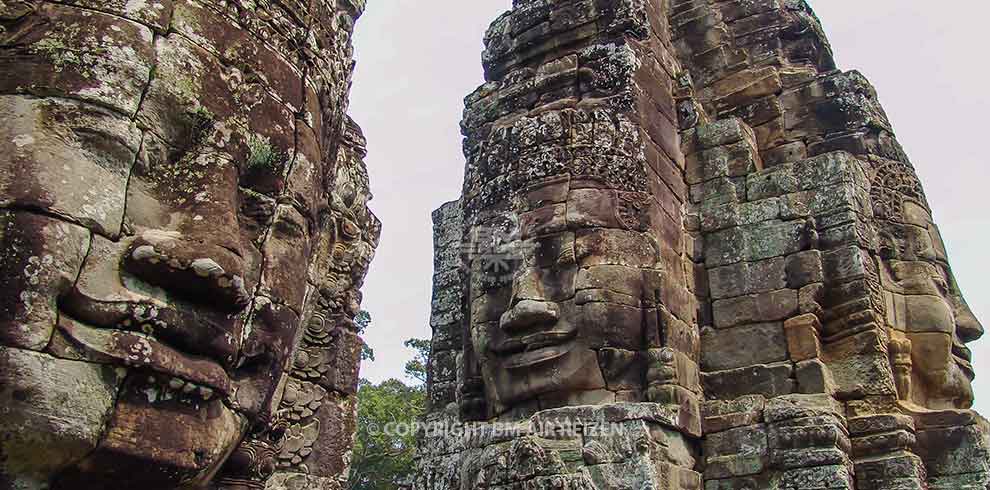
[928,360,976,410]
[484,342,597,408]
[907,333,977,410]
[0,345,247,490]
[4,242,299,487]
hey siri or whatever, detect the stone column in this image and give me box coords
[670,1,989,489]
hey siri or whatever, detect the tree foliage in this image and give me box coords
[347,378,424,490]
[354,310,375,361]
[347,338,431,490]
[403,338,431,384]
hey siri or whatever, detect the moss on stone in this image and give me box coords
[246,134,286,173]
[31,23,109,78]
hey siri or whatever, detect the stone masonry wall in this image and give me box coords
[417,0,706,487]
[671,1,989,489]
[426,200,464,413]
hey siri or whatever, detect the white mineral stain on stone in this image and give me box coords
[125,0,147,13]
[12,134,34,147]
[143,386,159,403]
[132,245,157,261]
[23,256,43,286]
[141,229,182,244]
[191,258,224,277]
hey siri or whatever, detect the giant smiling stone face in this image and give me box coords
[881,201,984,410]
[872,159,984,411]
[0,3,362,487]
[466,175,663,417]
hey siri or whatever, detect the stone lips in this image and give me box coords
[417,0,990,489]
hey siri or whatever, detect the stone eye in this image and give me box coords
[932,269,951,295]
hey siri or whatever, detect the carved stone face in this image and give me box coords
[881,200,984,410]
[0,97,334,489]
[0,5,361,485]
[467,177,660,415]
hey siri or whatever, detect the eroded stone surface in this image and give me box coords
[0,347,124,489]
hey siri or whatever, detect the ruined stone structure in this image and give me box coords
[0,0,378,489]
[417,1,990,489]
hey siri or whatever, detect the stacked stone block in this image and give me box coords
[849,414,927,490]
[454,0,703,418]
[700,394,856,490]
[418,0,707,487]
[673,1,990,489]
[415,404,701,490]
[428,201,465,411]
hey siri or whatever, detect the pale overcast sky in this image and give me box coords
[349,0,990,413]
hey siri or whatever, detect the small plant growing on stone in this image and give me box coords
[168,106,216,164]
[188,107,215,142]
[246,135,286,173]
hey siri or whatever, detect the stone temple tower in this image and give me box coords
[415,1,990,489]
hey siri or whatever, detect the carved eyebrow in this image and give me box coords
[932,264,958,293]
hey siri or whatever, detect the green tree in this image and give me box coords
[347,378,425,490]
[355,310,375,361]
[347,338,431,490]
[403,338,431,384]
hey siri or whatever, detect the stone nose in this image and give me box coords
[499,299,559,333]
[954,297,985,344]
[122,232,251,313]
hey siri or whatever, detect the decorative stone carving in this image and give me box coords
[0,0,377,489]
[872,158,982,410]
[216,417,291,490]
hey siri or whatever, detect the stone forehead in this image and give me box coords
[462,110,650,213]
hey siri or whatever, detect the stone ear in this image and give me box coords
[458,375,488,422]
[458,308,488,421]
